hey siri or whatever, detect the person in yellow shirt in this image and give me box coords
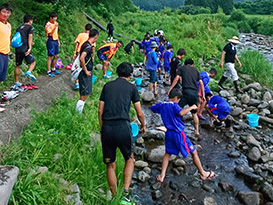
[0,3,12,84]
[45,12,60,77]
[73,23,93,90]
[97,41,123,79]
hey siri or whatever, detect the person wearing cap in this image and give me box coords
[219,36,242,93]
[146,41,159,95]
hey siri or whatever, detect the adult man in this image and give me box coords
[98,62,145,204]
[75,29,99,114]
[106,20,114,42]
[14,14,36,88]
[97,41,123,79]
[124,40,135,54]
[163,45,173,81]
[170,48,186,84]
[45,12,61,77]
[73,23,93,90]
[168,59,205,137]
[219,36,242,93]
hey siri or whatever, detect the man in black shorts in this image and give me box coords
[75,29,99,114]
[124,40,135,54]
[106,20,114,42]
[14,14,36,88]
[170,48,186,86]
[98,62,146,204]
[168,59,205,138]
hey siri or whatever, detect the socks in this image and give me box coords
[218,76,227,87]
[76,100,85,114]
[233,80,240,91]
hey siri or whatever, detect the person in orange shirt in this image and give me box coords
[73,23,93,90]
[97,41,123,79]
[45,12,60,77]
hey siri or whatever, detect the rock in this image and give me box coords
[71,184,80,193]
[173,159,186,167]
[135,160,148,168]
[134,146,146,156]
[219,90,231,98]
[141,91,154,102]
[202,184,215,193]
[218,182,234,192]
[152,190,162,200]
[204,197,217,205]
[235,165,254,175]
[198,58,204,65]
[231,107,243,116]
[98,187,105,194]
[243,82,263,92]
[261,182,273,201]
[248,147,261,162]
[261,109,271,115]
[263,91,272,101]
[0,140,4,147]
[241,94,250,104]
[146,145,175,163]
[243,172,263,184]
[0,166,19,205]
[95,64,103,70]
[237,191,264,205]
[136,137,144,144]
[258,101,269,109]
[171,168,180,175]
[133,68,142,77]
[163,81,171,86]
[169,181,179,191]
[54,153,62,161]
[228,151,241,158]
[143,167,151,175]
[249,98,261,106]
[269,100,273,112]
[143,129,165,140]
[246,134,261,149]
[138,171,150,182]
[36,166,48,173]
[151,182,161,190]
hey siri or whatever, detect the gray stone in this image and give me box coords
[54,153,62,161]
[231,107,243,116]
[241,94,250,104]
[143,129,165,140]
[243,172,263,183]
[138,171,150,182]
[219,90,231,98]
[152,190,162,200]
[249,98,261,106]
[202,184,215,193]
[141,91,154,102]
[133,69,142,77]
[143,167,151,174]
[204,197,217,205]
[263,91,272,101]
[218,182,234,192]
[36,166,48,173]
[243,82,263,91]
[228,151,241,158]
[173,159,186,167]
[269,100,273,112]
[135,160,148,168]
[72,184,80,193]
[261,109,271,115]
[261,182,273,201]
[235,165,254,175]
[146,145,175,163]
[246,134,261,149]
[237,191,264,205]
[171,168,180,175]
[258,101,269,109]
[248,147,261,162]
[169,181,179,191]
[151,182,161,190]
[95,64,103,70]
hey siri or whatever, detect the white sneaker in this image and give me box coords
[0,107,6,112]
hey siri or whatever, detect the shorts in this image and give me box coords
[198,85,211,97]
[78,71,92,96]
[0,53,8,81]
[47,39,59,56]
[149,70,158,83]
[164,66,170,72]
[97,52,107,61]
[165,130,195,157]
[211,106,230,120]
[15,48,35,66]
[157,61,161,69]
[179,89,198,113]
[224,63,239,81]
[101,121,133,164]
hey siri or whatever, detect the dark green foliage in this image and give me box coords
[237,21,251,33]
[132,0,184,11]
[229,9,246,21]
[234,0,273,15]
[257,18,273,36]
[184,0,233,14]
[179,5,211,15]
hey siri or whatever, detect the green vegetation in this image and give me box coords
[234,0,273,15]
[132,0,184,11]
[184,0,233,14]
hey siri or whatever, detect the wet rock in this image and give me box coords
[202,184,215,193]
[219,90,231,98]
[243,82,263,92]
[143,129,165,140]
[141,91,154,102]
[249,99,261,107]
[231,107,243,116]
[246,134,261,149]
[228,151,241,158]
[218,182,234,192]
[237,191,264,205]
[173,159,186,167]
[152,190,162,200]
[269,101,273,112]
[241,94,250,104]
[204,197,217,205]
[138,171,150,182]
[151,182,161,190]
[261,182,273,201]
[235,165,254,175]
[263,91,272,101]
[171,168,180,175]
[258,101,269,109]
[144,167,151,175]
[244,172,263,184]
[248,147,261,162]
[169,181,179,191]
[134,146,146,156]
[135,160,148,168]
[234,120,249,130]
[133,68,142,77]
[176,167,184,172]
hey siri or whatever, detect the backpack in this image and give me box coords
[11,32,23,48]
[71,55,91,81]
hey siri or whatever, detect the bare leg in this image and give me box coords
[47,56,53,72]
[157,153,171,182]
[103,60,109,75]
[153,82,158,95]
[149,82,153,92]
[192,113,199,136]
[14,65,21,83]
[123,154,134,191]
[107,162,117,195]
[51,54,59,69]
[27,61,36,73]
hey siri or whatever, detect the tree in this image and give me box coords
[184,0,233,14]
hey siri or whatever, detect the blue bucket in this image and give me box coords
[92,75,97,84]
[106,71,112,76]
[131,122,139,143]
[247,114,259,127]
[135,78,142,86]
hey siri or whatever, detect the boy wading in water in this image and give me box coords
[151,88,216,182]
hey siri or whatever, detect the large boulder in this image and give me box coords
[231,107,243,116]
[146,145,175,163]
[248,147,261,162]
[263,91,272,101]
[237,191,264,205]
[241,94,250,104]
[243,82,263,92]
[141,91,154,102]
[219,90,231,98]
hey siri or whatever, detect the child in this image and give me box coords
[197,68,217,120]
[205,93,231,128]
[151,88,216,182]
[163,45,173,81]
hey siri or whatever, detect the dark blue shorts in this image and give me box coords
[15,48,35,66]
[165,130,195,157]
[179,89,198,113]
[211,107,230,120]
[149,70,158,83]
[164,66,170,72]
[0,53,8,81]
[47,39,59,56]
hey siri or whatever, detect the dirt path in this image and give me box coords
[0,69,75,143]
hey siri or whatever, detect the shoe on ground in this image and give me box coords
[197,114,206,120]
[218,84,224,90]
[0,102,6,107]
[14,82,22,87]
[28,84,39,89]
[103,74,111,79]
[47,71,55,77]
[21,85,33,90]
[120,192,135,205]
[25,71,37,81]
[74,83,79,90]
[213,120,224,128]
[10,85,26,92]
[52,69,61,75]
[0,107,5,112]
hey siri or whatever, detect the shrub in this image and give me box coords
[257,17,273,36]
[237,21,251,33]
[222,27,239,40]
[246,17,261,33]
[230,9,246,22]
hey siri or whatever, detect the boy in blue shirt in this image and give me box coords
[151,88,216,182]
[163,45,173,81]
[205,93,231,128]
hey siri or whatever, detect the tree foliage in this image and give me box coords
[132,0,184,11]
[234,0,273,15]
[184,0,233,14]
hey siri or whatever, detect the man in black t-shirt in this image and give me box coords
[219,36,242,93]
[98,62,146,203]
[168,59,205,138]
[14,14,36,87]
[107,20,114,42]
[124,40,135,54]
[75,29,99,114]
[170,48,186,86]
